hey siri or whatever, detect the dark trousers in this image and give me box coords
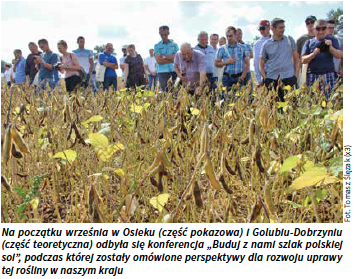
[103,76,118,91]
[158,72,177,92]
[65,75,82,92]
[264,76,297,102]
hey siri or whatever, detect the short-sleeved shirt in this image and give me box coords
[216,42,250,75]
[253,36,270,83]
[61,53,80,78]
[154,40,179,73]
[14,57,26,84]
[297,34,314,56]
[4,68,13,82]
[99,51,118,78]
[260,35,296,79]
[144,56,157,73]
[301,35,340,75]
[39,51,58,79]
[194,44,215,74]
[73,48,94,74]
[174,49,205,87]
[26,52,42,78]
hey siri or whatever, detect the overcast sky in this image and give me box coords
[1,1,342,74]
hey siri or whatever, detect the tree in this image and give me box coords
[327,8,343,34]
[250,36,261,48]
[1,60,6,73]
[94,44,117,56]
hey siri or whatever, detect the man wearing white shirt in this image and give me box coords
[253,20,271,86]
[120,45,128,79]
[144,49,157,90]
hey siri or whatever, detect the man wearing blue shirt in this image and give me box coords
[215,26,250,92]
[154,26,179,92]
[13,49,26,85]
[260,18,300,102]
[34,39,58,90]
[73,36,95,91]
[194,31,216,90]
[301,19,342,99]
[99,43,118,91]
[253,20,271,86]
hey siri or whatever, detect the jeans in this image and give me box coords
[148,74,158,90]
[158,72,177,92]
[103,76,117,91]
[38,77,55,90]
[264,76,297,102]
[84,73,97,93]
[206,73,217,91]
[29,76,35,85]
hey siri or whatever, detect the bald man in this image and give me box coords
[174,43,206,94]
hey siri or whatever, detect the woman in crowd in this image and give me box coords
[57,40,82,92]
[123,44,147,89]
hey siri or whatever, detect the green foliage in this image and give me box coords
[14,173,49,220]
[327,8,343,34]
[94,44,117,56]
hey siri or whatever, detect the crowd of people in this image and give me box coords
[2,15,343,100]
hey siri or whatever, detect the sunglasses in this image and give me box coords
[258,26,267,31]
[316,26,327,31]
[327,26,335,29]
[306,20,315,25]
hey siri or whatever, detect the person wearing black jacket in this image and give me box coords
[25,42,42,85]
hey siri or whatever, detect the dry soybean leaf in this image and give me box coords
[114,168,125,177]
[150,193,170,213]
[81,115,103,126]
[53,150,77,164]
[190,108,200,115]
[88,133,109,149]
[289,166,340,190]
[29,198,39,210]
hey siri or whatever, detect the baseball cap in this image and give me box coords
[122,45,127,49]
[259,20,270,27]
[305,15,317,22]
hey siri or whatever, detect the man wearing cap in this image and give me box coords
[215,26,250,95]
[195,31,216,90]
[120,45,128,81]
[259,18,300,102]
[253,20,271,86]
[297,16,317,57]
[301,19,342,99]
[154,25,179,92]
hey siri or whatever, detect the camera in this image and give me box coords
[53,62,63,70]
[318,41,329,53]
